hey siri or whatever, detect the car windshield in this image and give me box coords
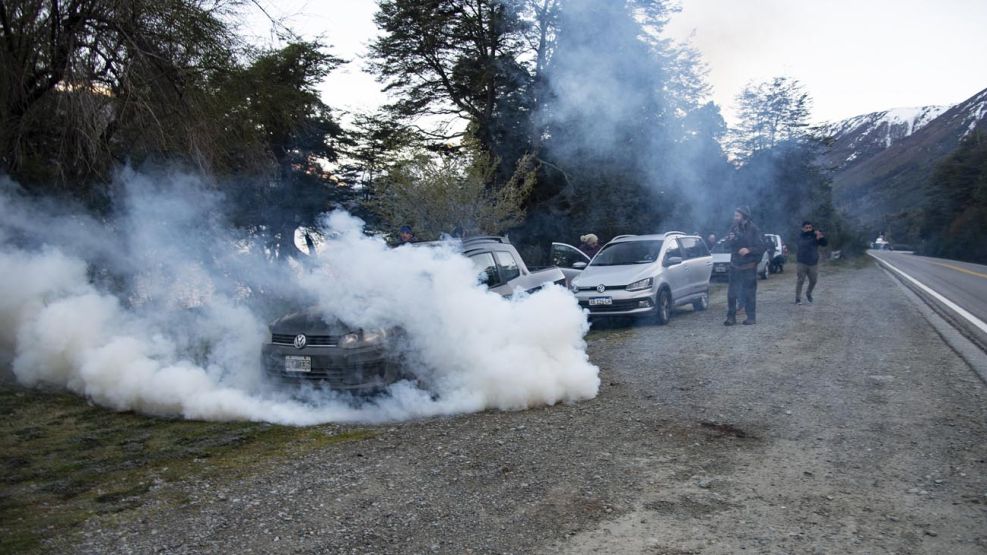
[590,240,662,266]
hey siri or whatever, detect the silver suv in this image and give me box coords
[568,232,713,324]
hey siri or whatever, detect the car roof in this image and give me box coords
[460,237,515,255]
[608,232,692,243]
[417,236,513,252]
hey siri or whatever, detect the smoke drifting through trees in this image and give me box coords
[730,77,813,161]
[363,0,847,252]
[2,0,858,255]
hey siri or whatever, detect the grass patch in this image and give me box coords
[0,382,374,553]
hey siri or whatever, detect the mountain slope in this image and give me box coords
[817,105,948,173]
[826,87,987,223]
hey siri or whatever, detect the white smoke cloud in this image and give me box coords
[0,171,599,425]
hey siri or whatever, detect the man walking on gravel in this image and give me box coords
[795,221,828,304]
[724,206,764,326]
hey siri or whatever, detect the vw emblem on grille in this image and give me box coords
[597,284,606,293]
[293,334,307,349]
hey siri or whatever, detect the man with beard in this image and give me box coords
[723,206,764,326]
[795,221,828,304]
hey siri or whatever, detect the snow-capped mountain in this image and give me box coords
[826,86,987,221]
[817,105,949,171]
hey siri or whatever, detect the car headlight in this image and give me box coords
[361,328,387,344]
[570,282,581,293]
[625,277,654,292]
[340,328,388,349]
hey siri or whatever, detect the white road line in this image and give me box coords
[870,252,987,336]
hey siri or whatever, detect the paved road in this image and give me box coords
[869,251,987,343]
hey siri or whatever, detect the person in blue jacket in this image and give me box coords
[795,221,828,304]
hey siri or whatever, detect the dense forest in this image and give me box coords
[2,0,872,262]
[919,131,987,262]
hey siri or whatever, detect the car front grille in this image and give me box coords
[579,299,651,312]
[282,368,352,382]
[271,333,340,347]
[576,285,625,292]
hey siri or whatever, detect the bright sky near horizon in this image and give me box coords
[244,0,987,126]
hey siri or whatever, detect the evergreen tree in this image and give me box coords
[368,0,532,163]
[0,0,241,197]
[518,0,720,244]
[728,78,862,252]
[219,42,352,260]
[730,77,812,160]
[920,131,987,263]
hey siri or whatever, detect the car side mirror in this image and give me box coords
[664,256,683,267]
[573,261,587,269]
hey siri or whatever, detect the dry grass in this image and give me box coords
[0,382,373,553]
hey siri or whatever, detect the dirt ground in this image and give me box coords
[22,260,987,553]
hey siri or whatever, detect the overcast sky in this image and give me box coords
[244,0,987,126]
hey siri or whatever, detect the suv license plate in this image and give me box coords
[285,355,311,372]
[589,297,612,306]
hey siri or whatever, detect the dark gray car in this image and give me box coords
[261,237,565,391]
[261,310,403,391]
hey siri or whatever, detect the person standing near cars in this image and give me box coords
[795,221,828,304]
[393,225,417,246]
[724,206,764,326]
[579,234,601,258]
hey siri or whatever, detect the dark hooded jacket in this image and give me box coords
[796,231,828,265]
[725,220,765,269]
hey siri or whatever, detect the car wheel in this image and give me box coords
[692,290,709,311]
[654,288,671,325]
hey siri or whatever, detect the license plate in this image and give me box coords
[285,355,311,372]
[714,267,726,272]
[589,297,613,306]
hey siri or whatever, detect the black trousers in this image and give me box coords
[727,267,758,320]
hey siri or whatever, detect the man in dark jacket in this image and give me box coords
[724,206,765,326]
[795,221,828,304]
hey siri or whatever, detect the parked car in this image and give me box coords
[757,244,771,280]
[710,241,731,280]
[763,233,786,274]
[711,238,771,280]
[261,237,566,390]
[461,237,567,296]
[564,232,712,325]
[261,311,404,391]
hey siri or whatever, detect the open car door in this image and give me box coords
[551,242,591,287]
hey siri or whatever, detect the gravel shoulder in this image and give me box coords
[62,260,987,553]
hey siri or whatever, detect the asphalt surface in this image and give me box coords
[869,250,987,347]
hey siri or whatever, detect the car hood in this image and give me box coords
[269,309,354,335]
[573,264,656,288]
